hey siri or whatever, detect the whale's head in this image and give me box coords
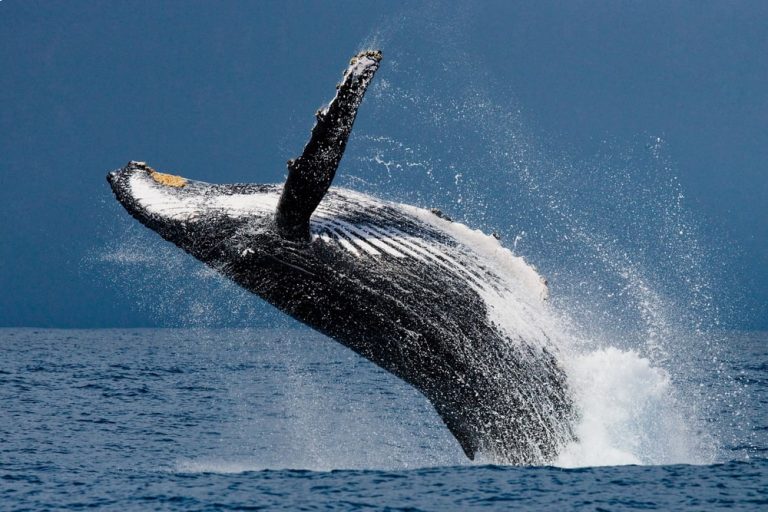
[107,161,282,262]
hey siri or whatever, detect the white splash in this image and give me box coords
[556,347,708,467]
[402,201,712,467]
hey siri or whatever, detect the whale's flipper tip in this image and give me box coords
[275,51,382,240]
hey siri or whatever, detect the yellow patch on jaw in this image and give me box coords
[150,171,187,188]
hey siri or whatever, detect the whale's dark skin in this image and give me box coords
[107,51,575,464]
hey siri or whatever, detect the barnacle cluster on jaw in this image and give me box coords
[150,170,188,188]
[125,161,186,187]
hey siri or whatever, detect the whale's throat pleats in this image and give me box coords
[275,51,382,240]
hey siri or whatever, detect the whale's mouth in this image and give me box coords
[107,161,198,228]
[107,161,143,209]
[108,161,283,229]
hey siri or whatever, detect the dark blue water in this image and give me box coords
[2,328,766,510]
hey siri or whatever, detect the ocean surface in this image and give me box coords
[1,328,766,510]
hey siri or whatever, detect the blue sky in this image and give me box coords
[1,1,766,329]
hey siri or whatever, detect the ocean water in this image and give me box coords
[2,328,766,510]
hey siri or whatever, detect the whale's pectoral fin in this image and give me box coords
[275,50,382,240]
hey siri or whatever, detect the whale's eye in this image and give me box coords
[150,171,187,188]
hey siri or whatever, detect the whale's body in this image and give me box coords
[107,51,574,463]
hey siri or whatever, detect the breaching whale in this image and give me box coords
[107,50,575,464]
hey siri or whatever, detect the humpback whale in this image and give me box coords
[107,50,575,464]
